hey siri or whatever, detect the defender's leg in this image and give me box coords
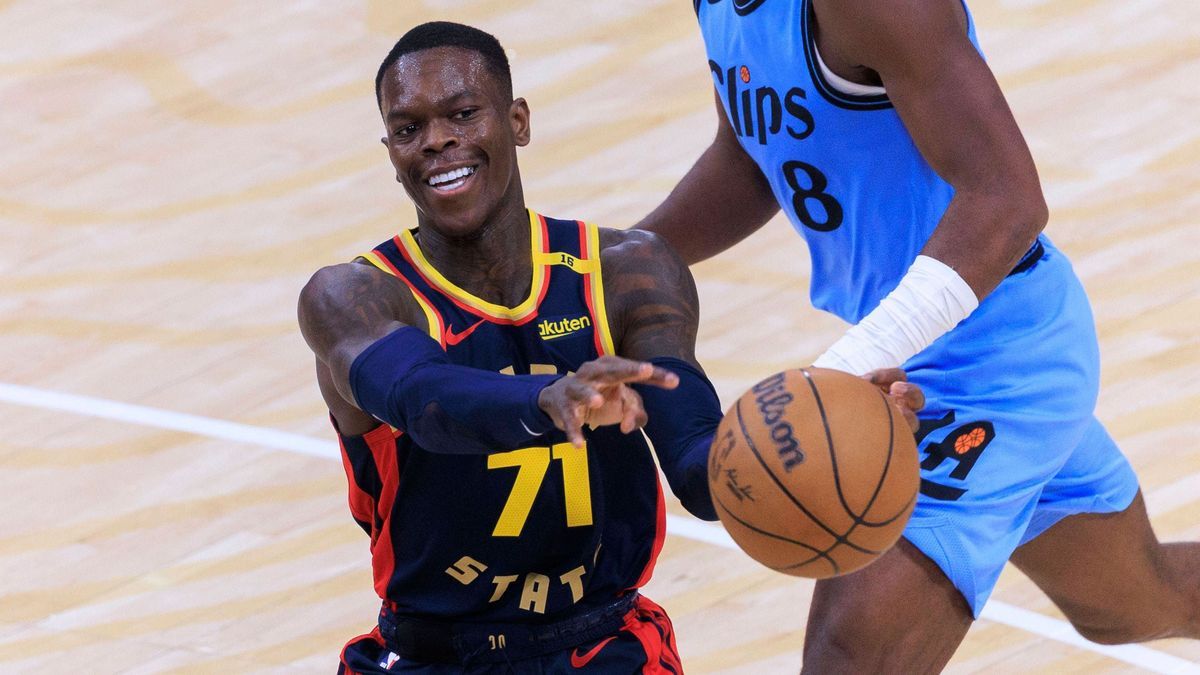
[802,539,972,674]
[1011,491,1200,644]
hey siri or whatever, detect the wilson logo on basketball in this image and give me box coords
[751,372,805,470]
[710,368,918,579]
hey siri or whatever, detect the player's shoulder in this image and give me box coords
[812,0,970,49]
[595,226,700,361]
[301,259,392,303]
[298,259,417,326]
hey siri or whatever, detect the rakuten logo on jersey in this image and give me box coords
[709,60,814,146]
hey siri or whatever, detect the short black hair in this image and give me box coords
[375,22,513,108]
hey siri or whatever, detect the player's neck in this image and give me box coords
[415,198,533,307]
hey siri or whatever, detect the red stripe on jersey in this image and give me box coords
[392,220,553,326]
[576,219,587,253]
[363,424,400,598]
[532,213,553,313]
[630,479,667,589]
[372,247,448,348]
[336,432,377,529]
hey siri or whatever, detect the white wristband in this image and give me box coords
[812,255,979,375]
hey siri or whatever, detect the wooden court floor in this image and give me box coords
[1,0,1198,672]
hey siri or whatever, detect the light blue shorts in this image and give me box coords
[901,238,1139,616]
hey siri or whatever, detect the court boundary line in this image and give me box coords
[1,382,1195,674]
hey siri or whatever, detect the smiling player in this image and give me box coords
[300,21,724,673]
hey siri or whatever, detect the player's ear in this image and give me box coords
[510,97,530,147]
[378,134,401,182]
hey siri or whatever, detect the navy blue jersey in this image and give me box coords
[336,210,666,624]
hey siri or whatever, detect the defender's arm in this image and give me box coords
[822,0,1047,296]
[811,0,1047,374]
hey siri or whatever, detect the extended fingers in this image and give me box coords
[567,380,606,446]
[865,367,908,388]
[539,359,674,446]
[886,381,925,434]
[889,381,925,413]
[577,356,679,389]
[618,386,648,434]
[539,377,606,447]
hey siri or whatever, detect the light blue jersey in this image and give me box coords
[698,0,980,322]
[696,0,1138,615]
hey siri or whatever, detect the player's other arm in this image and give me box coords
[634,91,780,265]
[602,229,722,520]
[811,0,1048,375]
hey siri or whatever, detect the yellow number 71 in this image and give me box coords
[487,442,592,537]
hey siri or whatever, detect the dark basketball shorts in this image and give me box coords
[338,595,682,674]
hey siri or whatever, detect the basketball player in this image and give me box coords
[299,21,922,673]
[637,0,1200,671]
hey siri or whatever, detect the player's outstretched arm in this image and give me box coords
[538,356,680,448]
[634,91,780,265]
[299,261,558,453]
[810,0,1048,376]
[602,228,723,520]
[299,261,676,452]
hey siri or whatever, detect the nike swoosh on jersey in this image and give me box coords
[569,635,617,669]
[444,319,486,346]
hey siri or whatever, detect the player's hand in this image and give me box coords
[864,368,925,433]
[538,356,680,447]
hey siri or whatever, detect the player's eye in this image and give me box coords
[393,123,418,138]
[453,108,479,121]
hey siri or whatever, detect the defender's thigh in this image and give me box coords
[1010,422,1193,645]
[1010,492,1180,642]
[803,539,972,674]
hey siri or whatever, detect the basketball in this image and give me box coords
[708,368,919,578]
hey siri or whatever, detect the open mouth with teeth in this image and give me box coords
[426,166,478,192]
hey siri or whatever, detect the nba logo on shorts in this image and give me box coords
[378,651,400,669]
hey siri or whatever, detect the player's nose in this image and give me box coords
[421,119,459,154]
